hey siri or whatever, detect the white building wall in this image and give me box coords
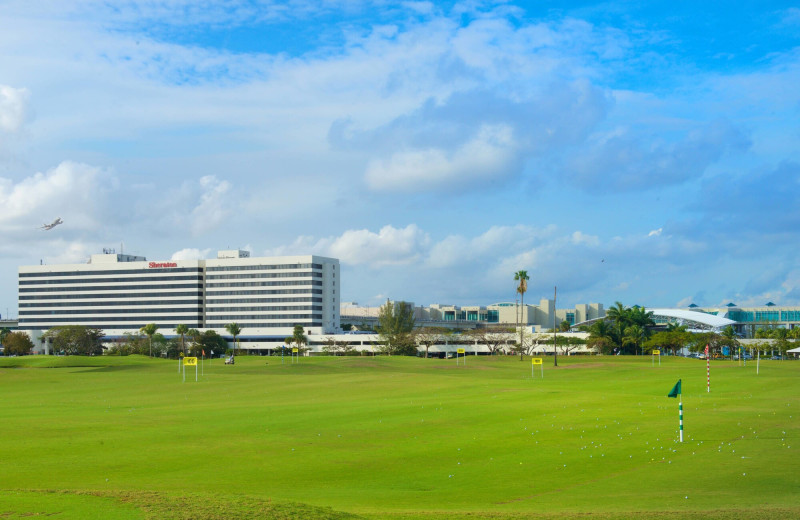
[19,252,340,350]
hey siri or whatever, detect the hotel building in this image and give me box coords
[18,250,340,352]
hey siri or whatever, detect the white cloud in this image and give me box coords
[426,225,550,268]
[571,231,600,246]
[365,124,519,191]
[171,247,211,260]
[189,175,231,236]
[43,240,94,264]
[0,161,116,232]
[327,225,430,266]
[0,84,31,163]
[648,228,662,237]
[0,84,29,133]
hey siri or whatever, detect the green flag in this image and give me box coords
[667,379,681,398]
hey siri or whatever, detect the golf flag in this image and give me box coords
[667,378,684,442]
[202,349,205,357]
[667,379,681,398]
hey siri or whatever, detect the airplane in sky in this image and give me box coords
[39,217,63,231]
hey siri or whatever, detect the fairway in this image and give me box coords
[1,355,798,519]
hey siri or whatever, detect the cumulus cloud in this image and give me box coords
[0,161,117,233]
[44,241,95,264]
[564,119,751,191]
[341,79,609,193]
[365,124,519,191]
[189,175,231,236]
[171,247,212,260]
[327,225,430,266]
[0,84,29,133]
[263,225,430,267]
[426,225,551,268]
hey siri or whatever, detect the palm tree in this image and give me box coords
[225,322,242,357]
[721,325,740,360]
[291,324,308,352]
[629,306,655,328]
[175,324,189,355]
[585,320,617,354]
[623,324,647,356]
[140,323,159,358]
[514,270,530,360]
[606,301,629,339]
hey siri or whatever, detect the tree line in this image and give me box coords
[581,301,799,357]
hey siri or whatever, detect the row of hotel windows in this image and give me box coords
[20,316,204,323]
[20,275,203,285]
[205,272,321,280]
[206,314,323,321]
[32,323,205,329]
[207,289,323,296]
[20,308,203,315]
[20,284,204,293]
[20,291,203,300]
[19,289,322,301]
[21,299,203,308]
[206,263,323,271]
[22,315,321,324]
[20,297,323,308]
[20,265,328,278]
[205,306,323,312]
[206,297,322,304]
[19,267,203,277]
[19,280,321,293]
[22,308,321,316]
[206,281,322,288]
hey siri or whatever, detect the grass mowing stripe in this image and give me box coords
[0,355,798,519]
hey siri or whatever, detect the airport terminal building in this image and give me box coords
[18,250,340,352]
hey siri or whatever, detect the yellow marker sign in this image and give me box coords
[652,350,660,355]
[183,357,197,366]
[292,348,299,353]
[532,358,543,365]
[457,348,465,354]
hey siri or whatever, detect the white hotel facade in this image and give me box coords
[19,250,340,352]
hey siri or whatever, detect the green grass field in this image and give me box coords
[1,354,798,519]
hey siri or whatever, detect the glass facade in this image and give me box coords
[19,254,338,335]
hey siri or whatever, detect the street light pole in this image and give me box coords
[553,286,558,367]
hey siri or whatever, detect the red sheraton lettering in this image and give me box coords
[149,262,178,268]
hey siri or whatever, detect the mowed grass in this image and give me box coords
[1,354,798,519]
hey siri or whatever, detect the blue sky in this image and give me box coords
[1,0,799,317]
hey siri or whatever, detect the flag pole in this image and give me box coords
[679,391,684,443]
[705,344,710,393]
[667,379,683,443]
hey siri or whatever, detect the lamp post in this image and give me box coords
[553,286,558,367]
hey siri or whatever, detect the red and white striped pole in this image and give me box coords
[705,344,710,393]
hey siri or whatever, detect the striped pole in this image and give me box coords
[705,344,710,393]
[679,399,684,442]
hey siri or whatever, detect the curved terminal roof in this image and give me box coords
[574,308,736,332]
[649,308,736,330]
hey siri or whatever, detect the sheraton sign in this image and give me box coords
[149,262,178,268]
